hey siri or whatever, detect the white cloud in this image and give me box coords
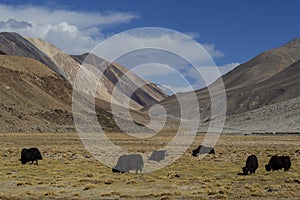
[184,32,200,39]
[0,18,32,29]
[202,43,224,59]
[0,5,136,27]
[0,4,137,54]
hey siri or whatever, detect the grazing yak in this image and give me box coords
[149,150,167,162]
[192,145,215,156]
[240,155,258,175]
[265,155,291,171]
[20,148,42,165]
[112,154,144,173]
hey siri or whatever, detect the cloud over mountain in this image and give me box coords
[0,18,32,29]
[0,4,137,54]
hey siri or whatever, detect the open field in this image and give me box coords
[0,132,300,199]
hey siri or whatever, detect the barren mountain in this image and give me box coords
[0,32,59,74]
[225,58,300,115]
[0,55,74,132]
[0,55,135,133]
[213,59,300,133]
[224,38,300,90]
[25,37,126,108]
[71,53,167,107]
[151,38,300,131]
[27,37,167,109]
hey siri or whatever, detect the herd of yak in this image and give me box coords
[20,145,291,175]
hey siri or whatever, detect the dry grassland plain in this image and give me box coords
[0,132,299,199]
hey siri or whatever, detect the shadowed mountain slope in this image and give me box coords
[0,32,59,74]
[71,53,168,107]
[151,38,300,123]
[223,38,300,90]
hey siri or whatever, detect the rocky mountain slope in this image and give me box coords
[223,38,300,90]
[224,58,300,115]
[0,32,59,74]
[0,55,154,133]
[151,38,300,132]
[223,96,300,133]
[72,53,167,107]
[26,37,167,110]
[0,55,74,132]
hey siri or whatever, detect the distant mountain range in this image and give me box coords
[0,32,299,133]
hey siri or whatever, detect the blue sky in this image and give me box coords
[0,0,299,93]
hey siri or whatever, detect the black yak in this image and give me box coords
[149,150,167,162]
[265,155,291,171]
[112,154,143,173]
[192,145,215,156]
[242,155,258,175]
[20,148,42,165]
